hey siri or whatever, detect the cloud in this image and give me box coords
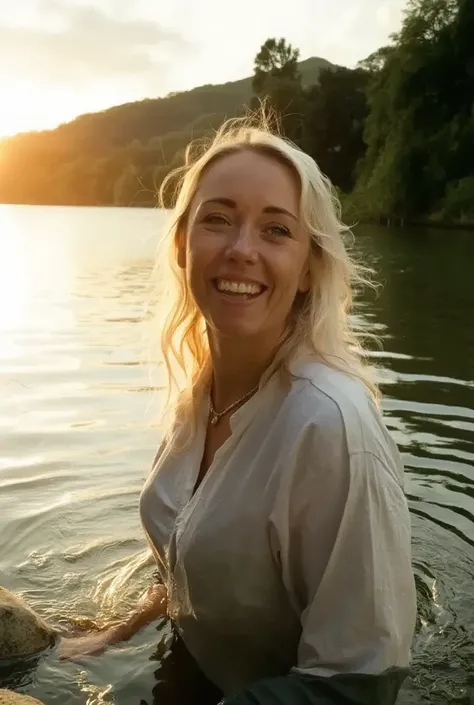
[375,0,406,32]
[0,0,188,86]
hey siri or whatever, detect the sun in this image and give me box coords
[0,78,84,138]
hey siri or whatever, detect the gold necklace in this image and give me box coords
[209,383,260,426]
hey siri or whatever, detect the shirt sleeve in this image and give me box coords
[221,415,417,705]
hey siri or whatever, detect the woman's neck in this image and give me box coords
[209,334,280,412]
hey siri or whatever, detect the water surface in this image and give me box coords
[0,206,472,704]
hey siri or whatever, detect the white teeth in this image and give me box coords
[216,279,263,296]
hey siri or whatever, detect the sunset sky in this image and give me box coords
[0,0,407,138]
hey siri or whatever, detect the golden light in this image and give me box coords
[0,209,32,343]
[0,78,86,137]
[0,206,75,362]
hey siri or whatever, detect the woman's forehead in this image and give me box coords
[192,149,300,209]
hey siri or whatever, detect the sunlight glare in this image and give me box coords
[0,206,75,361]
[0,213,31,337]
[0,78,85,136]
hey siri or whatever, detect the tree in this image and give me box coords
[252,38,304,141]
[304,67,370,193]
[0,54,327,207]
[355,0,474,222]
[252,38,301,95]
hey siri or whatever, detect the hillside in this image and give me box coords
[0,56,335,206]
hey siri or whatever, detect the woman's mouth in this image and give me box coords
[212,278,267,300]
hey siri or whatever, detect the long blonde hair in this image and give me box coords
[149,111,378,441]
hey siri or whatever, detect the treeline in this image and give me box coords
[353,0,474,225]
[0,57,332,208]
[248,0,474,226]
[0,0,472,225]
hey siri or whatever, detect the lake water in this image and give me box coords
[0,205,473,705]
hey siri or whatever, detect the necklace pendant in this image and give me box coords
[208,382,260,427]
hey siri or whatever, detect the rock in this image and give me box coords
[0,587,56,660]
[0,691,45,704]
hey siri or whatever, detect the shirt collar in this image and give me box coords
[229,368,281,433]
[200,347,313,434]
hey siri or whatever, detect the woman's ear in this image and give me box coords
[298,256,312,293]
[298,266,310,293]
[299,240,322,293]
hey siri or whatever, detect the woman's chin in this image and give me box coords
[211,320,264,341]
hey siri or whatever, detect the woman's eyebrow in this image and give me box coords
[200,198,298,221]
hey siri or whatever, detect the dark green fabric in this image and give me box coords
[150,625,223,705]
[220,669,409,705]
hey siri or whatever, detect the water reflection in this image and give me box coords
[0,207,472,704]
[352,226,474,704]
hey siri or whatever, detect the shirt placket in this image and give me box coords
[172,383,274,560]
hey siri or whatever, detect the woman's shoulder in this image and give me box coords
[282,357,401,474]
[288,357,372,416]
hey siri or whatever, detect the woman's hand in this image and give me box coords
[57,583,167,662]
[58,628,118,661]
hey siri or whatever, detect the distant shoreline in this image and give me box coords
[361,216,474,233]
[1,201,473,232]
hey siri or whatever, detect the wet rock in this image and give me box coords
[0,588,56,660]
[0,691,45,704]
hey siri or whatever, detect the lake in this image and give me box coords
[0,205,472,705]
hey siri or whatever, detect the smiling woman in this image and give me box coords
[181,151,310,349]
[59,112,417,705]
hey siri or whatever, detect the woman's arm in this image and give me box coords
[58,583,167,661]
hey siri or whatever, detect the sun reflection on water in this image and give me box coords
[0,205,76,340]
[0,216,32,338]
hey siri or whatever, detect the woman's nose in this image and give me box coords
[225,224,258,263]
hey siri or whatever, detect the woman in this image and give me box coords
[59,115,417,704]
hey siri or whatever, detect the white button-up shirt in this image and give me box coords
[140,357,417,695]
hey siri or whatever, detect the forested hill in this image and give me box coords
[2,0,472,229]
[0,56,334,207]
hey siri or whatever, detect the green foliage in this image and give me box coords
[355,0,474,224]
[303,67,370,193]
[251,38,305,142]
[249,41,366,194]
[435,177,474,222]
[252,38,301,95]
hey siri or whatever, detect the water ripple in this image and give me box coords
[0,208,472,705]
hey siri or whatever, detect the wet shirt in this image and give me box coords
[139,358,417,704]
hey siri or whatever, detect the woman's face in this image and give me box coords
[180,149,311,344]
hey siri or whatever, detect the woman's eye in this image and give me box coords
[266,224,290,237]
[202,213,230,226]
